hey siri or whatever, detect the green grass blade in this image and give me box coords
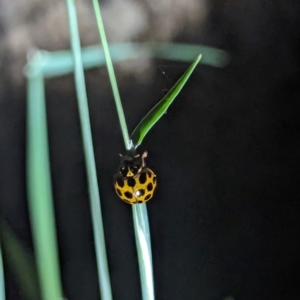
[90,2,155,299]
[151,42,228,67]
[25,43,227,79]
[91,0,131,150]
[39,44,150,78]
[132,205,154,300]
[26,52,63,300]
[0,238,5,300]
[65,1,113,299]
[130,54,202,148]
[0,220,40,300]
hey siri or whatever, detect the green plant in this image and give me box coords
[91,1,204,298]
[0,1,229,299]
[0,220,40,300]
[0,239,5,300]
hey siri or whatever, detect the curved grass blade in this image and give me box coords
[130,54,202,148]
[0,220,40,300]
[24,43,227,79]
[65,1,113,299]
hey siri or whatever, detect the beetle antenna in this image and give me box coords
[141,151,148,167]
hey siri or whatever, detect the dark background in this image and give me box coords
[1,0,300,299]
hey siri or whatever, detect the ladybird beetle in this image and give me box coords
[113,151,157,204]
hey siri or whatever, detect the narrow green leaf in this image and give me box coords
[90,2,155,300]
[0,220,40,300]
[132,204,154,300]
[26,43,227,78]
[39,43,148,78]
[65,1,113,299]
[26,51,64,300]
[130,54,202,148]
[151,42,228,67]
[0,235,6,300]
[91,0,132,150]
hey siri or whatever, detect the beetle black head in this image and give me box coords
[118,151,148,177]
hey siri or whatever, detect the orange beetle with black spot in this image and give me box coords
[113,151,157,204]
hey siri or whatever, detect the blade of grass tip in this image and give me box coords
[131,54,202,148]
[65,1,113,299]
[91,0,132,150]
[0,220,40,300]
[132,204,154,300]
[151,42,229,67]
[26,51,63,300]
[0,239,5,300]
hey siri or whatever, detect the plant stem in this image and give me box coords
[65,1,113,299]
[132,204,154,300]
[27,43,228,79]
[26,51,63,300]
[91,1,155,299]
[0,240,5,300]
[37,44,149,78]
[91,0,131,150]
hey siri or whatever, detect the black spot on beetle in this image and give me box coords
[144,194,151,201]
[137,189,145,196]
[137,200,143,203]
[139,172,147,184]
[124,191,133,199]
[153,176,157,183]
[148,172,152,178]
[116,189,122,196]
[147,183,153,191]
[116,177,124,187]
[127,178,136,187]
